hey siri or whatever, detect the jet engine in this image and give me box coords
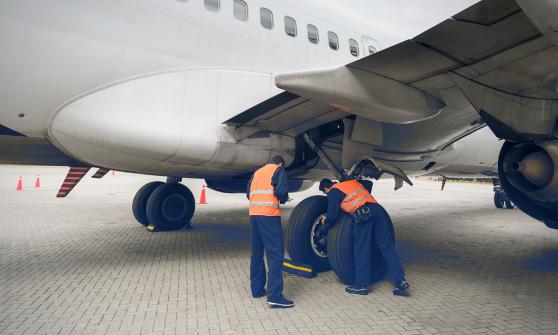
[499,141,558,229]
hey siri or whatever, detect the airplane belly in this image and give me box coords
[47,69,294,175]
[49,71,189,171]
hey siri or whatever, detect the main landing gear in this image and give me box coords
[493,178,514,209]
[132,177,195,231]
[286,196,388,285]
[287,131,392,284]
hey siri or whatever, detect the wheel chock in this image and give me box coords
[282,259,316,279]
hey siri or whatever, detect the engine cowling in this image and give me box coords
[205,178,314,194]
[499,141,558,228]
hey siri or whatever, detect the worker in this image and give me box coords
[246,155,294,308]
[318,178,410,296]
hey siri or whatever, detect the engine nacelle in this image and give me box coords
[499,141,558,228]
[206,177,314,194]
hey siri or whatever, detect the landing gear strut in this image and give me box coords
[493,179,514,209]
[132,177,195,231]
[291,131,389,283]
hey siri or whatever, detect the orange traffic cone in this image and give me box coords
[16,176,23,191]
[199,185,207,205]
[35,174,41,189]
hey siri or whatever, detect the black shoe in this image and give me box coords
[252,290,266,299]
[345,286,369,295]
[267,296,294,308]
[393,280,410,296]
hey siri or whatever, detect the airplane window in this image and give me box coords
[204,0,219,12]
[328,32,339,50]
[260,8,274,29]
[284,16,297,37]
[233,0,248,22]
[307,24,319,44]
[368,45,377,55]
[349,39,359,56]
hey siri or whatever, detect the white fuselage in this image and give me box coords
[0,0,499,179]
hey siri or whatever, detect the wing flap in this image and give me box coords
[348,40,458,84]
[453,0,520,25]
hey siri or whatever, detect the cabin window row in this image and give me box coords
[183,0,362,57]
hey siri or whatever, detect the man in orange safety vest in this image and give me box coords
[246,155,294,308]
[319,178,409,296]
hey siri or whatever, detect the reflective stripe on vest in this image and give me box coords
[332,180,377,214]
[249,164,281,216]
[250,190,275,196]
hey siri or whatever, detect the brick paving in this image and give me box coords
[0,170,557,334]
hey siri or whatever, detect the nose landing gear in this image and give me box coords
[132,177,195,231]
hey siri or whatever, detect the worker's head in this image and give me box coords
[319,178,336,194]
[269,155,285,166]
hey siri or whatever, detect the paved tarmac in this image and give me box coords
[0,166,557,335]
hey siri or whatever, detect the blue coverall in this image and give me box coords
[323,188,405,288]
[246,166,289,300]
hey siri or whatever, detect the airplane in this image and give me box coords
[1,0,557,282]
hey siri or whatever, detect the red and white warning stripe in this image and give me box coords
[91,168,110,179]
[56,167,91,198]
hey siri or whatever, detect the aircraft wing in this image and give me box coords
[225,0,558,137]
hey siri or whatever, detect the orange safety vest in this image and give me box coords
[249,164,281,216]
[332,179,377,214]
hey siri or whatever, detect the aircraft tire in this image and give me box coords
[505,198,514,209]
[146,183,195,231]
[286,196,331,272]
[132,181,165,225]
[327,213,388,286]
[494,192,504,208]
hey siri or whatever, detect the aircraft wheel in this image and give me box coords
[146,183,195,231]
[494,191,504,208]
[286,196,331,272]
[328,213,388,285]
[132,181,165,225]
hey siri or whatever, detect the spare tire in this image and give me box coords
[286,196,331,272]
[328,212,389,285]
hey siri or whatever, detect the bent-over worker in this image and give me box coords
[318,178,410,296]
[246,155,294,308]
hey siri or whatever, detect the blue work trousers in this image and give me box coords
[352,203,405,288]
[250,215,284,300]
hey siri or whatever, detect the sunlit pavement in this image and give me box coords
[0,166,556,334]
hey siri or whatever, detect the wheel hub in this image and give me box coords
[310,214,328,258]
[161,193,188,222]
